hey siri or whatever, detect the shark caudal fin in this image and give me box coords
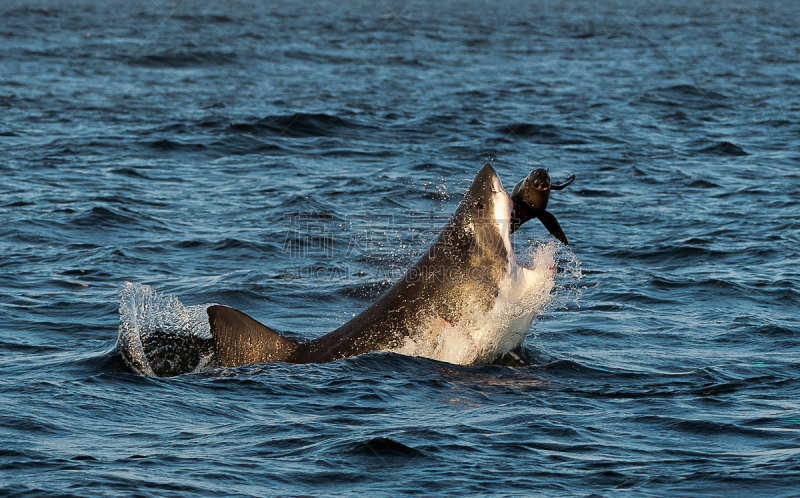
[208,305,299,367]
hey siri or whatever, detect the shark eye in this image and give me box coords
[475,201,485,210]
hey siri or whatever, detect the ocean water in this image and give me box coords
[2,0,799,496]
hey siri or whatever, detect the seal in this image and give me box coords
[117,164,575,376]
[509,168,575,244]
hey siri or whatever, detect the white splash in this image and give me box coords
[117,282,214,376]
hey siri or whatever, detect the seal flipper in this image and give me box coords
[551,174,575,191]
[208,305,299,367]
[536,211,569,245]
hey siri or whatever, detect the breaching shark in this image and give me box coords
[117,164,574,376]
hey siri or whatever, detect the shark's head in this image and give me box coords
[413,164,515,322]
[434,163,511,272]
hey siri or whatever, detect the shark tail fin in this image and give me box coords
[208,305,299,367]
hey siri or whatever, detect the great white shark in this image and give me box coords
[117,164,574,376]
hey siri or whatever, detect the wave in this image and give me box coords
[210,136,286,155]
[690,140,748,156]
[69,206,146,230]
[748,324,799,337]
[0,339,60,354]
[571,188,623,198]
[226,113,366,138]
[686,178,722,188]
[140,113,369,158]
[283,49,358,65]
[660,110,700,126]
[126,51,238,68]
[637,84,730,111]
[172,238,283,255]
[5,6,65,18]
[109,167,152,180]
[168,13,235,24]
[142,139,208,152]
[341,437,425,458]
[630,414,789,439]
[605,244,737,263]
[495,123,589,145]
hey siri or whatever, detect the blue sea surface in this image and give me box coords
[2,0,799,496]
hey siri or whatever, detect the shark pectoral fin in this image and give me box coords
[536,211,569,245]
[208,305,299,367]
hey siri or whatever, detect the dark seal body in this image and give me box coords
[509,168,575,244]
